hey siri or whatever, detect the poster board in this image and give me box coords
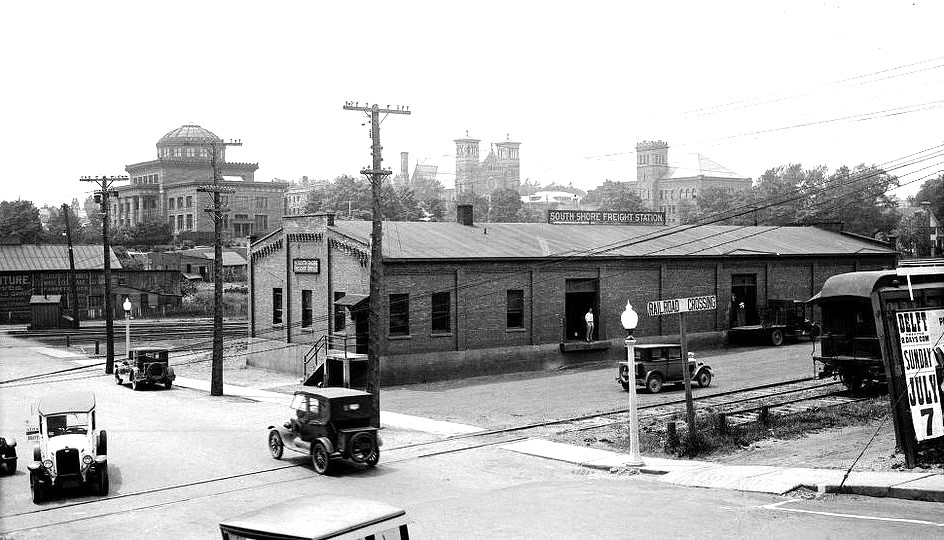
[893,309,944,441]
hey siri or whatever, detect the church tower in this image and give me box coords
[636,140,669,209]
[494,135,521,191]
[454,133,480,196]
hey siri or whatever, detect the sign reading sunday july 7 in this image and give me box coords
[647,295,717,317]
[895,309,944,442]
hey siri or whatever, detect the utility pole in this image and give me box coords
[61,204,80,328]
[80,175,128,374]
[342,102,410,427]
[197,139,239,396]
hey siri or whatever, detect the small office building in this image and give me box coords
[247,209,897,384]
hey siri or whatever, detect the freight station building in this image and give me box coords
[247,208,898,385]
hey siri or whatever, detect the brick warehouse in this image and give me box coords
[247,209,897,385]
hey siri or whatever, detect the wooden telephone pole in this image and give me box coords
[197,139,239,396]
[342,102,410,426]
[61,204,80,328]
[79,175,128,374]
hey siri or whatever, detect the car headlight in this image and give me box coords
[83,455,94,465]
[43,459,54,470]
[7,438,14,447]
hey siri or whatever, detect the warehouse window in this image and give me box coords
[507,290,524,329]
[389,293,409,336]
[301,290,312,328]
[334,291,346,331]
[272,288,283,325]
[431,292,450,334]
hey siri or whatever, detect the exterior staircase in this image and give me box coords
[302,334,368,388]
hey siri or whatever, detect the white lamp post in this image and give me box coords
[123,297,132,357]
[620,300,644,467]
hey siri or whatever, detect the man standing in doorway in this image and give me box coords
[585,307,595,342]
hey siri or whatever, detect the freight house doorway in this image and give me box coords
[565,278,599,341]
[730,273,759,327]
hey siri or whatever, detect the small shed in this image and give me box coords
[29,294,65,330]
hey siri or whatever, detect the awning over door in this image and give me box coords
[334,293,369,308]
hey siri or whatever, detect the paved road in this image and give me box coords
[3,336,943,539]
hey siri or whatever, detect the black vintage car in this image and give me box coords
[116,347,176,390]
[617,343,713,394]
[267,387,380,475]
[0,435,16,474]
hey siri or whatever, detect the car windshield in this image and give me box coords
[46,412,90,437]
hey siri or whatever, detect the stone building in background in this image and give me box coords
[628,140,752,225]
[454,132,521,197]
[117,124,289,243]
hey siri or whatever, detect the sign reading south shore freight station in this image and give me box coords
[548,210,665,225]
[894,308,944,442]
[647,295,718,317]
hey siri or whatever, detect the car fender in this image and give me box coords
[315,437,335,455]
[695,365,712,376]
[165,366,176,381]
[267,425,293,439]
[642,369,663,382]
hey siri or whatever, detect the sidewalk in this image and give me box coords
[169,375,944,504]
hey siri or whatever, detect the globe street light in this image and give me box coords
[620,300,644,467]
[123,297,132,358]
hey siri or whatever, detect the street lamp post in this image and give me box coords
[123,297,132,358]
[620,301,644,467]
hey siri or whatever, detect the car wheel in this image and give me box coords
[312,441,331,475]
[696,370,712,388]
[840,370,864,394]
[164,380,172,390]
[98,468,109,496]
[5,459,16,474]
[131,378,141,391]
[268,430,284,460]
[619,380,629,391]
[770,329,784,347]
[349,432,377,464]
[365,447,380,468]
[115,374,122,385]
[647,374,664,394]
[97,430,108,456]
[31,476,44,504]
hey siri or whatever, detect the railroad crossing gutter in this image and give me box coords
[169,376,944,504]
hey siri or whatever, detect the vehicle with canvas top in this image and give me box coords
[116,346,176,390]
[617,343,713,394]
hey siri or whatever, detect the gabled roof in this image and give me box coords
[328,221,896,261]
[0,245,122,272]
[665,153,748,180]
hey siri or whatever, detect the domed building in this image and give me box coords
[115,124,289,242]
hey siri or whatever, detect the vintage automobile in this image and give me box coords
[0,435,16,474]
[267,387,380,475]
[617,343,713,394]
[27,391,108,503]
[116,346,176,390]
[220,496,410,540]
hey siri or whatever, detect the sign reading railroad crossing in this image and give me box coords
[647,295,718,317]
[895,309,944,442]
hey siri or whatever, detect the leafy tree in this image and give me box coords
[581,180,644,211]
[896,211,932,258]
[83,195,103,241]
[302,174,426,221]
[687,186,751,225]
[0,200,44,243]
[804,164,900,237]
[489,188,524,222]
[128,216,173,247]
[912,174,943,220]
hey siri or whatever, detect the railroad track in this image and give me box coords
[0,376,870,535]
[9,320,248,345]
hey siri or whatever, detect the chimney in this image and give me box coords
[457,204,473,226]
[887,234,898,252]
[400,152,409,184]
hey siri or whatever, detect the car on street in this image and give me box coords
[116,346,176,390]
[267,387,380,475]
[220,495,410,540]
[27,391,108,503]
[617,343,713,393]
[0,435,16,474]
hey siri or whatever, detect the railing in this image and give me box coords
[302,333,359,382]
[303,335,328,381]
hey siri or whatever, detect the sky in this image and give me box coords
[2,1,943,208]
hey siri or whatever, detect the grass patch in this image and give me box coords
[575,397,891,459]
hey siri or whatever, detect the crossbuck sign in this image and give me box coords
[647,295,718,317]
